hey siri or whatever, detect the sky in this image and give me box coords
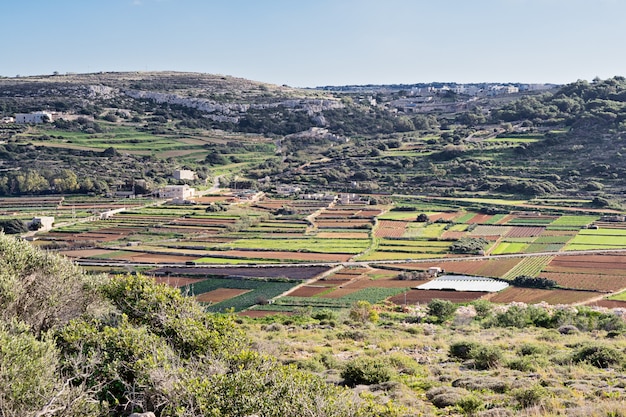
[2,0,625,87]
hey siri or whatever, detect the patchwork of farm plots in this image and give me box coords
[18,195,626,311]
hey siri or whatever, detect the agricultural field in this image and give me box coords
[9,192,626,312]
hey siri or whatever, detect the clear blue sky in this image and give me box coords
[3,0,625,87]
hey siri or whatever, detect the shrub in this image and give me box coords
[427,299,457,323]
[513,385,549,408]
[449,340,479,361]
[341,357,393,386]
[472,345,504,370]
[572,344,625,369]
[349,300,379,323]
[312,308,337,321]
[518,342,546,356]
[456,394,485,416]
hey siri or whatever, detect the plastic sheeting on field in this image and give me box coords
[416,275,509,292]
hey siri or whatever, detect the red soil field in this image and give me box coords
[394,260,489,275]
[505,226,546,238]
[475,258,524,277]
[585,299,626,309]
[317,232,369,239]
[389,290,487,305]
[195,288,250,303]
[467,213,494,224]
[115,252,200,263]
[328,273,363,280]
[540,272,626,292]
[346,276,413,289]
[375,220,407,238]
[287,285,332,297]
[58,249,115,259]
[153,276,205,288]
[211,250,353,262]
[318,287,360,298]
[488,287,597,304]
[315,219,372,228]
[390,257,522,279]
[545,254,626,276]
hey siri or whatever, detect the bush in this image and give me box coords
[456,394,485,416]
[449,340,479,361]
[572,344,625,369]
[427,299,457,323]
[513,385,549,408]
[341,357,393,386]
[472,345,504,370]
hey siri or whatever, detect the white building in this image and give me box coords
[159,185,195,201]
[275,184,302,195]
[173,169,196,181]
[28,216,54,231]
[15,111,52,124]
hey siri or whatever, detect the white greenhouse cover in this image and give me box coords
[416,275,509,292]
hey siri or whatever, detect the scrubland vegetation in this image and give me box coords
[2,233,626,416]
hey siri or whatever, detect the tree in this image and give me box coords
[427,299,457,323]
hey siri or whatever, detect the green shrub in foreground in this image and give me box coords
[572,344,625,369]
[341,357,394,386]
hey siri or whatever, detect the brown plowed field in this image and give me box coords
[317,232,369,239]
[540,272,626,292]
[585,299,626,308]
[376,220,408,238]
[545,254,626,275]
[488,287,597,304]
[154,276,205,288]
[347,277,413,289]
[287,285,332,297]
[467,213,494,224]
[315,219,372,228]
[318,287,359,298]
[505,226,546,238]
[389,290,487,305]
[58,249,115,258]
[195,288,250,303]
[391,257,522,279]
[394,260,489,275]
[114,252,199,263]
[210,250,353,262]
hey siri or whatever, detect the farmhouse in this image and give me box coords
[15,111,52,124]
[159,185,195,202]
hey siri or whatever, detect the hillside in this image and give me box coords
[1,72,626,206]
